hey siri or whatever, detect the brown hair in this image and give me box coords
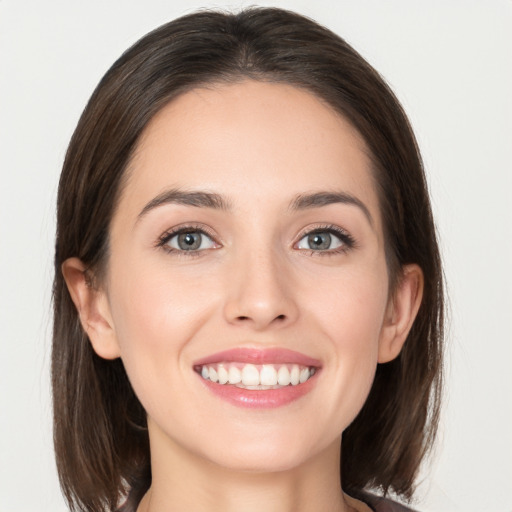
[53,7,444,512]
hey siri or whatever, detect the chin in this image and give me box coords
[196,427,332,474]
[211,449,310,474]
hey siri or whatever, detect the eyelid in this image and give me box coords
[156,223,221,251]
[293,224,356,252]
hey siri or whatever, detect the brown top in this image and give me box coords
[362,492,418,512]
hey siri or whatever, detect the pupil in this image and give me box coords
[178,232,201,250]
[308,232,331,250]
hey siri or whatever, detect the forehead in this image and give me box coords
[121,80,381,225]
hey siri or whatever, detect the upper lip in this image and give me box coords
[193,347,322,368]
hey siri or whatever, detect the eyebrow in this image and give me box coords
[289,191,374,227]
[137,188,373,227]
[138,188,232,220]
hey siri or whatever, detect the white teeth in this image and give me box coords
[228,365,242,384]
[260,365,278,386]
[241,364,260,386]
[290,364,300,385]
[299,367,310,384]
[200,362,317,387]
[277,365,291,386]
[209,367,218,383]
[217,365,229,384]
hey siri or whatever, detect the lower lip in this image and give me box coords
[198,373,318,409]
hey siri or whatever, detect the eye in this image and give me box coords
[296,227,354,253]
[297,231,342,251]
[161,228,218,252]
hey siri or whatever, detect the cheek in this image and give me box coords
[304,266,388,425]
[109,257,216,346]
[106,261,219,405]
[310,263,388,346]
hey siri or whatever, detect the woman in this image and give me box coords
[52,7,443,512]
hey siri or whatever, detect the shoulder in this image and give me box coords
[360,492,419,512]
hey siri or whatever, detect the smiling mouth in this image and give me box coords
[194,362,317,389]
[193,347,321,407]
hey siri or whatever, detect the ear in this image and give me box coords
[61,257,121,360]
[378,264,424,363]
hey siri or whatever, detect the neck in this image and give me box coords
[137,422,359,512]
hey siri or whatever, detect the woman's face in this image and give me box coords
[91,81,403,472]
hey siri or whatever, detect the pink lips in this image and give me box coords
[194,348,321,409]
[194,347,322,367]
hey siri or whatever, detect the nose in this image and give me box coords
[223,247,299,331]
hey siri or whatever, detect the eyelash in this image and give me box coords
[155,223,356,257]
[295,224,357,256]
[156,224,219,257]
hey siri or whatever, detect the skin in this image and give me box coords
[63,81,423,512]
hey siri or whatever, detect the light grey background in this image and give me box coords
[1,1,511,511]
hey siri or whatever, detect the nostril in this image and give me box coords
[235,314,286,323]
